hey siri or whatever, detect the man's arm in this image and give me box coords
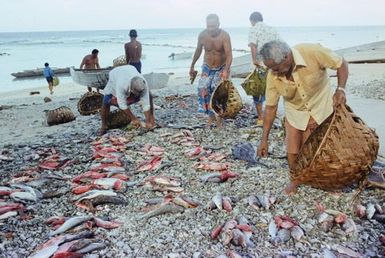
[79,57,86,69]
[125,43,130,64]
[249,43,259,67]
[95,57,100,69]
[222,32,233,80]
[190,33,203,77]
[257,105,278,157]
[138,42,142,60]
[333,59,348,107]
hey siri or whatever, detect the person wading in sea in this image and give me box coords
[125,29,142,73]
[189,14,233,128]
[80,49,100,92]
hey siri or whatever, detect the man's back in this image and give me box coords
[125,40,142,63]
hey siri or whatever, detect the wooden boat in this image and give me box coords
[231,40,385,78]
[70,67,170,90]
[11,67,70,78]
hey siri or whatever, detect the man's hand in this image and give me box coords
[257,140,269,157]
[189,67,196,78]
[253,60,260,68]
[131,118,141,128]
[333,90,346,108]
[221,70,229,80]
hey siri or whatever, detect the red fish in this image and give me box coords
[52,252,83,258]
[0,203,24,215]
[137,156,162,172]
[219,170,239,182]
[94,217,123,229]
[211,224,224,239]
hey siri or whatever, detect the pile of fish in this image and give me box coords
[247,193,276,210]
[355,202,385,222]
[317,209,357,235]
[207,192,235,212]
[211,216,254,248]
[140,175,184,193]
[268,215,305,244]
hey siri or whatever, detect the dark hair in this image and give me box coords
[129,29,137,38]
[249,11,263,22]
[92,49,99,54]
[44,62,49,67]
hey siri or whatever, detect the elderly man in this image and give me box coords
[98,65,155,135]
[248,11,281,126]
[256,40,348,194]
[189,14,232,128]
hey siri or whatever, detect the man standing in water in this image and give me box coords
[190,14,232,128]
[125,29,142,73]
[80,49,100,92]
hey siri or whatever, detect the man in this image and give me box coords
[189,14,232,128]
[43,62,54,95]
[98,65,155,135]
[256,40,348,194]
[248,11,281,126]
[80,49,100,92]
[125,29,142,73]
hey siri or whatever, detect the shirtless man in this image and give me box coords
[189,14,232,128]
[125,29,142,73]
[80,49,100,92]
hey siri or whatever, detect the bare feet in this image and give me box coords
[97,127,108,136]
[215,116,223,128]
[284,181,299,195]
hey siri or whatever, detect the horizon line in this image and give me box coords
[1,24,385,33]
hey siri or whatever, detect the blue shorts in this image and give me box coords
[103,94,140,107]
[253,95,265,105]
[129,61,142,73]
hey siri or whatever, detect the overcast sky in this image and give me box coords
[0,0,384,32]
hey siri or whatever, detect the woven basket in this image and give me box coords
[241,68,267,96]
[77,92,104,116]
[46,106,76,126]
[291,105,379,191]
[113,55,127,67]
[107,109,131,129]
[210,80,243,118]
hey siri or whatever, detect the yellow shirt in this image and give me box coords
[265,43,343,130]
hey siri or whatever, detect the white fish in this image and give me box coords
[74,190,117,202]
[342,218,357,235]
[366,203,376,220]
[49,216,93,236]
[290,225,304,241]
[93,178,120,188]
[0,211,18,220]
[212,192,223,210]
[29,244,60,258]
[268,220,278,238]
[10,191,37,202]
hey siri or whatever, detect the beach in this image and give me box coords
[0,61,384,257]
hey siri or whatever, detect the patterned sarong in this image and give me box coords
[197,63,224,115]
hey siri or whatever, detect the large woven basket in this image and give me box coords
[107,109,131,129]
[210,80,243,118]
[241,68,267,97]
[77,92,104,116]
[46,106,76,126]
[291,105,379,191]
[113,55,127,67]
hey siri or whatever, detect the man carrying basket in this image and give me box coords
[256,40,349,195]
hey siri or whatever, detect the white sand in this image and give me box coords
[0,64,384,156]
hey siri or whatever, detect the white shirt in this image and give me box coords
[248,22,281,61]
[103,65,151,112]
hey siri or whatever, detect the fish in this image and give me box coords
[248,196,261,210]
[77,242,106,254]
[30,236,67,258]
[0,211,18,220]
[342,218,357,235]
[212,192,223,210]
[219,170,239,182]
[0,203,24,215]
[231,228,247,247]
[268,220,278,238]
[334,213,347,224]
[226,250,244,258]
[366,203,376,220]
[102,166,126,173]
[354,204,366,218]
[52,252,83,258]
[140,203,184,221]
[49,216,93,236]
[74,190,117,202]
[93,217,123,229]
[136,156,162,172]
[10,191,38,202]
[172,195,199,209]
[10,183,43,199]
[150,175,181,187]
[211,224,224,240]
[194,162,230,171]
[199,172,222,183]
[232,142,269,167]
[273,229,291,244]
[290,225,304,240]
[86,195,127,207]
[46,216,67,227]
[222,197,233,212]
[93,178,123,189]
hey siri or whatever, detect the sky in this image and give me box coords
[0,0,384,32]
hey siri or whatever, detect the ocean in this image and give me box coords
[0,26,384,93]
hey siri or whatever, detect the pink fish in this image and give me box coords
[211,224,224,240]
[194,162,230,171]
[46,216,67,228]
[185,146,204,158]
[137,156,162,172]
[109,173,130,181]
[94,217,123,229]
[219,170,239,182]
[0,203,24,215]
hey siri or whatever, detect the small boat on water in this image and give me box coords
[168,52,193,60]
[11,67,70,78]
[70,67,170,90]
